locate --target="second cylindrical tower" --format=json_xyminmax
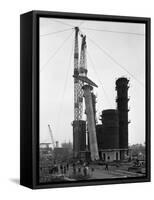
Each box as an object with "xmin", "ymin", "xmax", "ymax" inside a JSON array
[{"xmin": 116, "ymin": 77, "xmax": 129, "ymax": 156}]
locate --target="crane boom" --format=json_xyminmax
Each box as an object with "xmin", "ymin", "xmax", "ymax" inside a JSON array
[{"xmin": 48, "ymin": 124, "xmax": 55, "ymax": 149}]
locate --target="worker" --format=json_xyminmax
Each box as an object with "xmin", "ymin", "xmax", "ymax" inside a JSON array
[
  {"xmin": 78, "ymin": 166, "xmax": 81, "ymax": 173},
  {"xmin": 60, "ymin": 164, "xmax": 63, "ymax": 174},
  {"xmin": 86, "ymin": 166, "xmax": 89, "ymax": 176},
  {"xmin": 105, "ymin": 163, "xmax": 109, "ymax": 171},
  {"xmin": 83, "ymin": 165, "xmax": 88, "ymax": 176},
  {"xmin": 64, "ymin": 165, "xmax": 66, "ymax": 174},
  {"xmin": 66, "ymin": 163, "xmax": 69, "ymax": 171},
  {"xmin": 91, "ymin": 167, "xmax": 94, "ymax": 173},
  {"xmin": 73, "ymin": 165, "xmax": 76, "ymax": 175}
]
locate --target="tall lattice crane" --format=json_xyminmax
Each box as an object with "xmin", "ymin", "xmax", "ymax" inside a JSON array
[
  {"xmin": 73, "ymin": 28, "xmax": 88, "ymax": 121},
  {"xmin": 73, "ymin": 27, "xmax": 80, "ymax": 120},
  {"xmin": 73, "ymin": 27, "xmax": 99, "ymax": 161}
]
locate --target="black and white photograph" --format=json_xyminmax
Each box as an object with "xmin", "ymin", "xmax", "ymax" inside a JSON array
[
  {"xmin": 0, "ymin": 0, "xmax": 153, "ymax": 197},
  {"xmin": 39, "ymin": 16, "xmax": 147, "ymax": 184}
]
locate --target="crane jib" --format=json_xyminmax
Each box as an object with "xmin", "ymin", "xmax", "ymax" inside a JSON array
[{"xmin": 73, "ymin": 75, "xmax": 98, "ymax": 88}]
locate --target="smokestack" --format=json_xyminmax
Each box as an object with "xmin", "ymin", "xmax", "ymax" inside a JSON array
[{"xmin": 116, "ymin": 77, "xmax": 129, "ymax": 158}]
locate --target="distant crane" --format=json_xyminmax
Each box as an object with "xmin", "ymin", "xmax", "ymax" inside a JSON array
[{"xmin": 48, "ymin": 124, "xmax": 55, "ymax": 149}]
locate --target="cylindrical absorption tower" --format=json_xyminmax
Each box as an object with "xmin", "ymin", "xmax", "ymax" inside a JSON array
[
  {"xmin": 116, "ymin": 77, "xmax": 129, "ymax": 157},
  {"xmin": 99, "ymin": 109, "xmax": 119, "ymax": 149}
]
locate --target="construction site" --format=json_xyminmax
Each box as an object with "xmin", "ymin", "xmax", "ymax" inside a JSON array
[{"xmin": 39, "ymin": 23, "xmax": 146, "ymax": 183}]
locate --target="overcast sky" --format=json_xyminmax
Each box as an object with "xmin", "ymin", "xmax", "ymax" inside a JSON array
[{"xmin": 39, "ymin": 17, "xmax": 145, "ymax": 146}]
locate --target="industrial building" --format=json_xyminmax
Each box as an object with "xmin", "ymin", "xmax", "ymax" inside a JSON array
[{"xmin": 73, "ymin": 77, "xmax": 130, "ymax": 162}]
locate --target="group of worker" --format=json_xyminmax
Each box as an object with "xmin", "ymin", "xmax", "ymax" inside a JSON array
[
  {"xmin": 72, "ymin": 162, "xmax": 95, "ymax": 177},
  {"xmin": 48, "ymin": 160, "xmax": 95, "ymax": 178},
  {"xmin": 48, "ymin": 162, "xmax": 70, "ymax": 175}
]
